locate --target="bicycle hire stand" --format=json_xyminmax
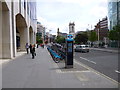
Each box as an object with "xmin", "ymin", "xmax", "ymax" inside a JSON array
[{"xmin": 65, "ymin": 34, "xmax": 74, "ymax": 69}]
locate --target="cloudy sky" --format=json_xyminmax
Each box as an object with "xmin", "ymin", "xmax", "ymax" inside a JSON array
[{"xmin": 37, "ymin": 0, "xmax": 108, "ymax": 35}]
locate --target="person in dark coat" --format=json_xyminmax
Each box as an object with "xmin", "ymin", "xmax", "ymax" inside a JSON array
[
  {"xmin": 31, "ymin": 44, "xmax": 36, "ymax": 59},
  {"xmin": 29, "ymin": 44, "xmax": 32, "ymax": 54},
  {"xmin": 37, "ymin": 44, "xmax": 39, "ymax": 48},
  {"xmin": 25, "ymin": 43, "xmax": 29, "ymax": 54}
]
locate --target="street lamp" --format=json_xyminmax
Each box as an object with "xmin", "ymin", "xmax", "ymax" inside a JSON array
[
  {"xmin": 45, "ymin": 27, "xmax": 52, "ymax": 43},
  {"xmin": 49, "ymin": 30, "xmax": 52, "ymax": 43}
]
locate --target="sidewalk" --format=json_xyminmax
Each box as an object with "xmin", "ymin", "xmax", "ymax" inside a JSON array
[
  {"xmin": 2, "ymin": 46, "xmax": 118, "ymax": 88},
  {"xmin": 0, "ymin": 51, "xmax": 26, "ymax": 65}
]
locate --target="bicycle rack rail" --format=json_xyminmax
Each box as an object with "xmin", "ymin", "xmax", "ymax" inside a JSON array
[{"xmin": 47, "ymin": 44, "xmax": 66, "ymax": 63}]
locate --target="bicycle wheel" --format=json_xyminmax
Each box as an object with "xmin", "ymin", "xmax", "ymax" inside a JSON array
[{"xmin": 54, "ymin": 58, "xmax": 60, "ymax": 63}]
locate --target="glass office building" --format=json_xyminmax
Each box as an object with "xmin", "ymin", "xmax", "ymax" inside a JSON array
[
  {"xmin": 108, "ymin": 0, "xmax": 120, "ymax": 30},
  {"xmin": 108, "ymin": 0, "xmax": 120, "ymax": 47}
]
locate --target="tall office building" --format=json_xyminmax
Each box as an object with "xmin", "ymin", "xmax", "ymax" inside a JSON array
[
  {"xmin": 0, "ymin": 0, "xmax": 37, "ymax": 59},
  {"xmin": 37, "ymin": 22, "xmax": 45, "ymax": 41},
  {"xmin": 108, "ymin": 0, "xmax": 120, "ymax": 47},
  {"xmin": 108, "ymin": 0, "xmax": 120, "ymax": 30}
]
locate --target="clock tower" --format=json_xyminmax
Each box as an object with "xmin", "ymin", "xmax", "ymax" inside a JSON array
[{"xmin": 69, "ymin": 22, "xmax": 75, "ymax": 38}]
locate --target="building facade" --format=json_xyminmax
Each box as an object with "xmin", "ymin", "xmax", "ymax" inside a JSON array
[
  {"xmin": 108, "ymin": 0, "xmax": 120, "ymax": 47},
  {"xmin": 108, "ymin": 0, "xmax": 120, "ymax": 30},
  {"xmin": 59, "ymin": 32, "xmax": 67, "ymax": 38},
  {"xmin": 0, "ymin": 0, "xmax": 37, "ymax": 59},
  {"xmin": 37, "ymin": 22, "xmax": 45, "ymax": 41},
  {"xmin": 94, "ymin": 17, "xmax": 109, "ymax": 42},
  {"xmin": 57, "ymin": 28, "xmax": 67, "ymax": 38}
]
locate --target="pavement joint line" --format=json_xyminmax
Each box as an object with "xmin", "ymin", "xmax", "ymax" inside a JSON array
[
  {"xmin": 79, "ymin": 57, "xmax": 96, "ymax": 64},
  {"xmin": 54, "ymin": 59, "xmax": 90, "ymax": 74},
  {"xmin": 56, "ymin": 69, "xmax": 62, "ymax": 73},
  {"xmin": 74, "ymin": 60, "xmax": 91, "ymax": 71},
  {"xmin": 74, "ymin": 59, "xmax": 120, "ymax": 85},
  {"xmin": 75, "ymin": 73, "xmax": 89, "ymax": 81},
  {"xmin": 57, "ymin": 70, "xmax": 90, "ymax": 74}
]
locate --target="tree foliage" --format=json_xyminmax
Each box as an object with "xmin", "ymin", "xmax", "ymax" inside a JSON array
[
  {"xmin": 55, "ymin": 36, "xmax": 65, "ymax": 44},
  {"xmin": 36, "ymin": 33, "xmax": 43, "ymax": 44},
  {"xmin": 108, "ymin": 25, "xmax": 120, "ymax": 40},
  {"xmin": 74, "ymin": 32, "xmax": 88, "ymax": 44},
  {"xmin": 88, "ymin": 31, "xmax": 97, "ymax": 42}
]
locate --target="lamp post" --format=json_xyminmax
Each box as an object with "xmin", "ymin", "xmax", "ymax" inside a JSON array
[
  {"xmin": 45, "ymin": 28, "xmax": 52, "ymax": 43},
  {"xmin": 98, "ymin": 19, "xmax": 100, "ymax": 47},
  {"xmin": 49, "ymin": 30, "xmax": 52, "ymax": 43}
]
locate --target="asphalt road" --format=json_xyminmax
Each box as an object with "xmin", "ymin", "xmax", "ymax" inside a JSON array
[{"xmin": 74, "ymin": 49, "xmax": 119, "ymax": 82}]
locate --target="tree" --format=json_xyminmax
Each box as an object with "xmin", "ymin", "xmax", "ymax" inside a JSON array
[
  {"xmin": 74, "ymin": 32, "xmax": 88, "ymax": 44},
  {"xmin": 108, "ymin": 25, "xmax": 120, "ymax": 48},
  {"xmin": 108, "ymin": 25, "xmax": 120, "ymax": 40},
  {"xmin": 88, "ymin": 31, "xmax": 97, "ymax": 42},
  {"xmin": 55, "ymin": 36, "xmax": 65, "ymax": 44},
  {"xmin": 36, "ymin": 33, "xmax": 43, "ymax": 44}
]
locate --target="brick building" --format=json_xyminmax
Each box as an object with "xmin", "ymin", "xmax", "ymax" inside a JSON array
[{"xmin": 94, "ymin": 17, "xmax": 109, "ymax": 42}]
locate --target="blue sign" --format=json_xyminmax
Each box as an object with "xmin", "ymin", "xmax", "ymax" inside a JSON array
[{"xmin": 66, "ymin": 34, "xmax": 74, "ymax": 41}]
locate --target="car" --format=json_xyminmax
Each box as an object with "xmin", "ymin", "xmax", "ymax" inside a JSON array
[{"xmin": 74, "ymin": 45, "xmax": 89, "ymax": 53}]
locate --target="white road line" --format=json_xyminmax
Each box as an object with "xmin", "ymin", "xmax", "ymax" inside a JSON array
[
  {"xmin": 80, "ymin": 57, "xmax": 96, "ymax": 64},
  {"xmin": 115, "ymin": 70, "xmax": 120, "ymax": 74}
]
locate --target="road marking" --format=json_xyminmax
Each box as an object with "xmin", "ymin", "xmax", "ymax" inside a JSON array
[
  {"xmin": 115, "ymin": 70, "xmax": 120, "ymax": 74},
  {"xmin": 80, "ymin": 57, "xmax": 96, "ymax": 64}
]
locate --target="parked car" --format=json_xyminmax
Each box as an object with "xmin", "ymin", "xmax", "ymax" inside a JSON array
[{"xmin": 74, "ymin": 45, "xmax": 89, "ymax": 53}]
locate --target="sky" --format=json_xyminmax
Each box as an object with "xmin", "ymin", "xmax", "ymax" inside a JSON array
[{"xmin": 37, "ymin": 0, "xmax": 108, "ymax": 35}]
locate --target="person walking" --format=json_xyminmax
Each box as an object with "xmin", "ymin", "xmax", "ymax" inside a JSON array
[
  {"xmin": 37, "ymin": 44, "xmax": 39, "ymax": 48},
  {"xmin": 25, "ymin": 43, "xmax": 29, "ymax": 54},
  {"xmin": 29, "ymin": 44, "xmax": 32, "ymax": 54},
  {"xmin": 31, "ymin": 44, "xmax": 36, "ymax": 59}
]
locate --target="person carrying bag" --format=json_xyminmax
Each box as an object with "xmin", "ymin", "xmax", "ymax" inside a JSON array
[{"xmin": 31, "ymin": 44, "xmax": 36, "ymax": 59}]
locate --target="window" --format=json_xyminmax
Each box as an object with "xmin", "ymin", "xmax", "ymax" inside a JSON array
[
  {"xmin": 27, "ymin": 2, "xmax": 29, "ymax": 15},
  {"xmin": 24, "ymin": 0, "xmax": 26, "ymax": 10}
]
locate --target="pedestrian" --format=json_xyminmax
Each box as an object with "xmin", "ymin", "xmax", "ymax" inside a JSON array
[
  {"xmin": 31, "ymin": 44, "xmax": 36, "ymax": 59},
  {"xmin": 37, "ymin": 44, "xmax": 39, "ymax": 48},
  {"xmin": 42, "ymin": 44, "xmax": 44, "ymax": 48},
  {"xmin": 29, "ymin": 44, "xmax": 32, "ymax": 54},
  {"xmin": 33, "ymin": 44, "xmax": 36, "ymax": 56},
  {"xmin": 25, "ymin": 43, "xmax": 29, "ymax": 54}
]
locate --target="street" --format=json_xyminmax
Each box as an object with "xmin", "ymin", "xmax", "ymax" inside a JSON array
[{"xmin": 74, "ymin": 49, "xmax": 119, "ymax": 82}]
